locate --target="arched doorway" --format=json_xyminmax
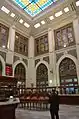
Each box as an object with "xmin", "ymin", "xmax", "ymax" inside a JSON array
[
  {"xmin": 59, "ymin": 58, "xmax": 78, "ymax": 94},
  {"xmin": 14, "ymin": 63, "xmax": 26, "ymax": 88},
  {"xmin": 0, "ymin": 61, "xmax": 2, "ymax": 75},
  {"xmin": 36, "ymin": 63, "xmax": 48, "ymax": 88}
]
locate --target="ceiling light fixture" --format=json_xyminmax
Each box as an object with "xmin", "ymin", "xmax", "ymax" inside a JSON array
[
  {"xmin": 49, "ymin": 80, "xmax": 52, "ymax": 84},
  {"xmin": 1, "ymin": 6, "xmax": 10, "ymax": 14},
  {"xmin": 10, "ymin": 13, "xmax": 15, "ymax": 17},
  {"xmin": 16, "ymin": 35, "xmax": 18, "ymax": 39},
  {"xmin": 19, "ymin": 19, "xmax": 23, "ymax": 24},
  {"xmin": 2, "ymin": 45, "xmax": 5, "ymax": 48},
  {"xmin": 64, "ymin": 7, "xmax": 69, "ymax": 13},
  {"xmin": 41, "ymin": 20, "xmax": 45, "ymax": 25},
  {"xmin": 76, "ymin": 1, "xmax": 79, "ymax": 6},
  {"xmin": 34, "ymin": 23, "xmax": 40, "ymax": 28},
  {"xmin": 49, "ymin": 16, "xmax": 54, "ymax": 20},
  {"xmin": 24, "ymin": 22, "xmax": 30, "ymax": 28},
  {"xmin": 64, "ymin": 44, "xmax": 66, "ymax": 47},
  {"xmin": 55, "ymin": 11, "xmax": 63, "ymax": 17}
]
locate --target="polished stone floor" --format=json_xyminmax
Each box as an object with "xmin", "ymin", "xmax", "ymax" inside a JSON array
[{"xmin": 16, "ymin": 105, "xmax": 79, "ymax": 119}]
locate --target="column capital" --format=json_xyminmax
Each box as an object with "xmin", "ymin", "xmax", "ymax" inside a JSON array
[
  {"xmin": 48, "ymin": 28, "xmax": 53, "ymax": 32},
  {"xmin": 29, "ymin": 35, "xmax": 34, "ymax": 39},
  {"xmin": 11, "ymin": 25, "xmax": 15, "ymax": 29}
]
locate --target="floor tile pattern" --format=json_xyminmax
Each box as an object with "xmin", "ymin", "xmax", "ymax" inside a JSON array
[{"xmin": 16, "ymin": 105, "xmax": 79, "ymax": 119}]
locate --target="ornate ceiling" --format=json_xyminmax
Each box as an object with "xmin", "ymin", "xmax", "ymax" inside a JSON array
[
  {"xmin": 0, "ymin": 0, "xmax": 77, "ymax": 36},
  {"xmin": 12, "ymin": 0, "xmax": 59, "ymax": 17}
]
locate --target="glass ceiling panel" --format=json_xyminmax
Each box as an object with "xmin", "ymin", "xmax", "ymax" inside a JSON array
[{"xmin": 12, "ymin": 0, "xmax": 59, "ymax": 17}]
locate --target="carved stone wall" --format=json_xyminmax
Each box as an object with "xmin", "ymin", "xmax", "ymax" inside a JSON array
[
  {"xmin": 35, "ymin": 59, "xmax": 40, "ymax": 66},
  {"xmin": 56, "ymin": 52, "xmax": 63, "ymax": 62},
  {"xmin": 43, "ymin": 56, "xmax": 49, "ymax": 64},
  {"xmin": 23, "ymin": 58, "xmax": 28, "ymax": 66},
  {"xmin": 13, "ymin": 56, "xmax": 20, "ymax": 63},
  {"xmin": 68, "ymin": 49, "xmax": 77, "ymax": 58}
]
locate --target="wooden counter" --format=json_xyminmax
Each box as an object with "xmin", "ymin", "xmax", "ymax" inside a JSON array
[
  {"xmin": 59, "ymin": 94, "xmax": 79, "ymax": 105},
  {"xmin": 0, "ymin": 98, "xmax": 19, "ymax": 119}
]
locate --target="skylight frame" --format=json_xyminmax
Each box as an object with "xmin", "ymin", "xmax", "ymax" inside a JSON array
[{"xmin": 12, "ymin": 0, "xmax": 59, "ymax": 17}]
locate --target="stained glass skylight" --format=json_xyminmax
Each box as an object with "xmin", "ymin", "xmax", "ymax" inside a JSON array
[{"xmin": 12, "ymin": 0, "xmax": 59, "ymax": 17}]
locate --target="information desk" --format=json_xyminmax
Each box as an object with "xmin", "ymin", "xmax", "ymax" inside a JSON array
[{"xmin": 0, "ymin": 98, "xmax": 19, "ymax": 119}]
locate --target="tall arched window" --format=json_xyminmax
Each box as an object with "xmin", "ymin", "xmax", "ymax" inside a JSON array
[
  {"xmin": 14, "ymin": 63, "xmax": 26, "ymax": 88},
  {"xmin": 59, "ymin": 58, "xmax": 78, "ymax": 94},
  {"xmin": 36, "ymin": 63, "xmax": 48, "ymax": 87},
  {"xmin": 0, "ymin": 61, "xmax": 2, "ymax": 75}
]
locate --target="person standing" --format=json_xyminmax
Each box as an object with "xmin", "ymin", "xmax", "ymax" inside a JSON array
[{"xmin": 49, "ymin": 89, "xmax": 59, "ymax": 119}]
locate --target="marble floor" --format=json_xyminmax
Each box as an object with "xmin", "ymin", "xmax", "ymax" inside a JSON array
[{"xmin": 16, "ymin": 105, "xmax": 79, "ymax": 119}]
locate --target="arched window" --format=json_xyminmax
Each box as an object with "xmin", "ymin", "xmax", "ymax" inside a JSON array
[
  {"xmin": 0, "ymin": 61, "xmax": 2, "ymax": 75},
  {"xmin": 14, "ymin": 63, "xmax": 26, "ymax": 88},
  {"xmin": 36, "ymin": 63, "xmax": 48, "ymax": 87},
  {"xmin": 59, "ymin": 58, "xmax": 78, "ymax": 94}
]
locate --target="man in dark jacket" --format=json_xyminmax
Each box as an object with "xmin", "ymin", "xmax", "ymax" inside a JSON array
[{"xmin": 49, "ymin": 89, "xmax": 59, "ymax": 119}]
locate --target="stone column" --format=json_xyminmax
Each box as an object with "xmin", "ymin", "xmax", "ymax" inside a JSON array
[
  {"xmin": 48, "ymin": 28, "xmax": 54, "ymax": 53},
  {"xmin": 6, "ymin": 25, "xmax": 15, "ymax": 76},
  {"xmin": 6, "ymin": 25, "xmax": 15, "ymax": 64},
  {"xmin": 28, "ymin": 36, "xmax": 34, "ymax": 58},
  {"xmin": 27, "ymin": 36, "xmax": 36, "ymax": 87},
  {"xmin": 8, "ymin": 25, "xmax": 15, "ymax": 51},
  {"xmin": 48, "ymin": 28, "xmax": 56, "ymax": 87},
  {"xmin": 73, "ymin": 18, "xmax": 79, "ymax": 84}
]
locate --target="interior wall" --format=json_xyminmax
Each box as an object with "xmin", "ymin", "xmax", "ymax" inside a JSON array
[{"xmin": 0, "ymin": 11, "xmax": 79, "ymax": 87}]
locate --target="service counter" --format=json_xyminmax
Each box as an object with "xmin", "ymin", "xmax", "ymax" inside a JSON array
[
  {"xmin": 59, "ymin": 94, "xmax": 79, "ymax": 105},
  {"xmin": 0, "ymin": 98, "xmax": 19, "ymax": 119}
]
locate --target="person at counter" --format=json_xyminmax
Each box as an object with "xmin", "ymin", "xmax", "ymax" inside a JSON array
[{"xmin": 49, "ymin": 89, "xmax": 60, "ymax": 119}]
